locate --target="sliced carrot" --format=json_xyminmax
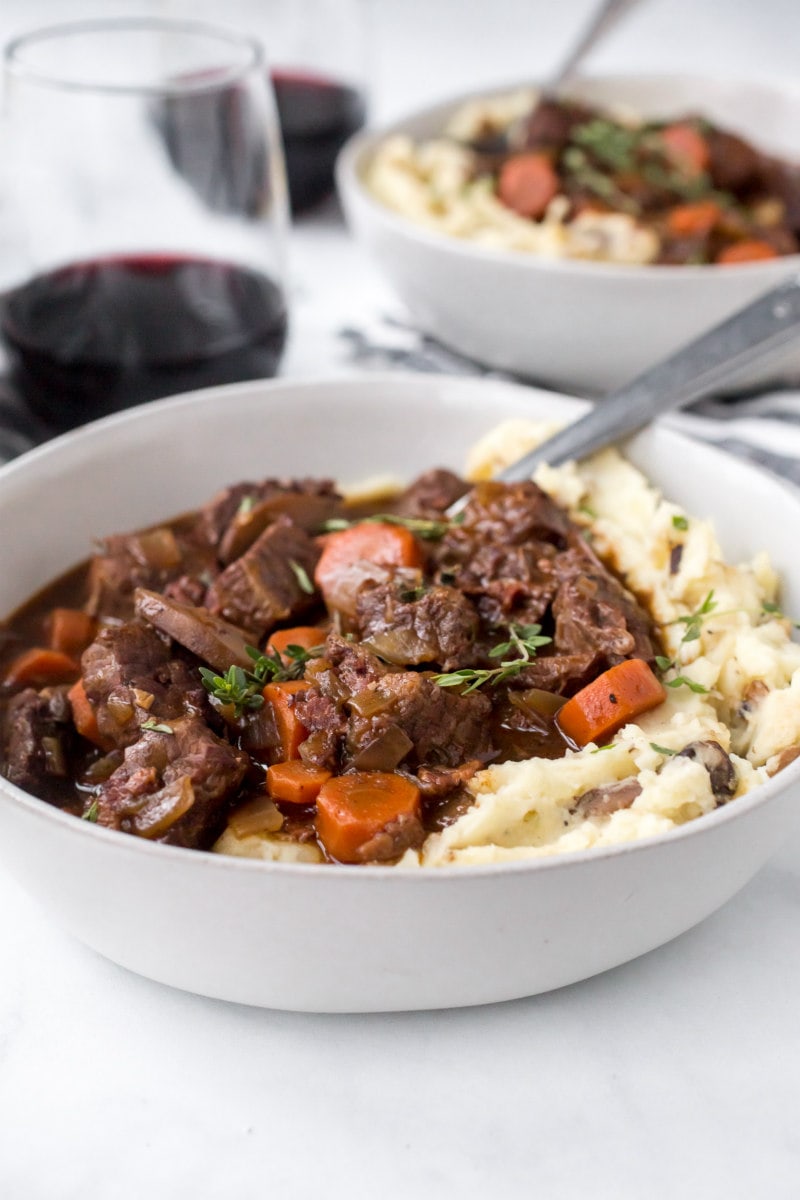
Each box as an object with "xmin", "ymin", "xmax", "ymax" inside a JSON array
[
  {"xmin": 67, "ymin": 678, "xmax": 108, "ymax": 749},
  {"xmin": 660, "ymin": 123, "xmax": 710, "ymax": 175},
  {"xmin": 666, "ymin": 199, "xmax": 721, "ymax": 238},
  {"xmin": 4, "ymin": 647, "xmax": 79, "ymax": 689},
  {"xmin": 314, "ymin": 523, "xmax": 424, "ymax": 606},
  {"xmin": 716, "ymin": 239, "xmax": 778, "ymax": 264},
  {"xmin": 315, "ymin": 772, "xmax": 421, "ymax": 864},
  {"xmin": 266, "ymin": 626, "xmax": 326, "ymax": 661},
  {"xmin": 557, "ymin": 659, "xmax": 666, "ymax": 748},
  {"xmin": 47, "ymin": 608, "xmax": 97, "ymax": 657},
  {"xmin": 497, "ymin": 152, "xmax": 559, "ymax": 219},
  {"xmin": 262, "ymin": 680, "xmax": 310, "ymax": 761},
  {"xmin": 267, "ymin": 760, "xmax": 332, "ymax": 805}
]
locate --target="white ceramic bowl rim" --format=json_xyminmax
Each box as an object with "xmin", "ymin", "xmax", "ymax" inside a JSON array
[
  {"xmin": 2, "ymin": 372, "xmax": 800, "ymax": 883},
  {"xmin": 338, "ymin": 70, "xmax": 800, "ymax": 280}
]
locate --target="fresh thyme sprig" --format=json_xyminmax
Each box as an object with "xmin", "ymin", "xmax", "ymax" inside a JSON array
[
  {"xmin": 433, "ymin": 623, "xmax": 552, "ymax": 694},
  {"xmin": 246, "ymin": 642, "xmax": 323, "ymax": 684},
  {"xmin": 200, "ymin": 642, "xmax": 323, "ymax": 715},
  {"xmin": 320, "ymin": 512, "xmax": 465, "ymax": 541},
  {"xmin": 655, "ymin": 590, "xmax": 716, "ymax": 693},
  {"xmin": 761, "ymin": 600, "xmax": 800, "ymax": 628},
  {"xmin": 199, "ymin": 665, "xmax": 265, "ymax": 717}
]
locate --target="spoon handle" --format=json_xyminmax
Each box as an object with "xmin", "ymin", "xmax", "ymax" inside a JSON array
[
  {"xmin": 499, "ymin": 272, "xmax": 800, "ymax": 482},
  {"xmin": 545, "ymin": 0, "xmax": 643, "ymax": 93}
]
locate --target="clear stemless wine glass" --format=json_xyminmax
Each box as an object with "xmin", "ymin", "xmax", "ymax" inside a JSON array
[{"xmin": 0, "ymin": 17, "xmax": 289, "ymax": 434}]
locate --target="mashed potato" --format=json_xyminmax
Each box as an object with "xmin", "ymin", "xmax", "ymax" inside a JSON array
[{"xmin": 419, "ymin": 420, "xmax": 800, "ymax": 865}]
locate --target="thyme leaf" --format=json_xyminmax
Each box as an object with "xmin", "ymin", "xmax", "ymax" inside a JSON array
[
  {"xmin": 319, "ymin": 511, "xmax": 465, "ymax": 541},
  {"xmin": 289, "ymin": 560, "xmax": 315, "ymax": 595},
  {"xmin": 141, "ymin": 720, "xmax": 174, "ymax": 734},
  {"xmin": 82, "ymin": 800, "xmax": 99, "ymax": 823}
]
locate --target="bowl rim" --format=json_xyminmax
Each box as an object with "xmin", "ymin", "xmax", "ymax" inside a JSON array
[
  {"xmin": 1, "ymin": 371, "xmax": 800, "ymax": 883},
  {"xmin": 336, "ymin": 69, "xmax": 800, "ymax": 281}
]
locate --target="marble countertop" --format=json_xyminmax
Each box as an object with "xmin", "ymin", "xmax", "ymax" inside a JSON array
[{"xmin": 2, "ymin": 1, "xmax": 800, "ymax": 1196}]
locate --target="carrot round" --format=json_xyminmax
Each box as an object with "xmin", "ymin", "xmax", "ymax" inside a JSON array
[
  {"xmin": 67, "ymin": 678, "xmax": 109, "ymax": 749},
  {"xmin": 267, "ymin": 760, "xmax": 331, "ymax": 805},
  {"xmin": 262, "ymin": 680, "xmax": 309, "ymax": 761},
  {"xmin": 666, "ymin": 200, "xmax": 720, "ymax": 238},
  {"xmin": 266, "ymin": 626, "xmax": 326, "ymax": 661},
  {"xmin": 557, "ymin": 659, "xmax": 666, "ymax": 748},
  {"xmin": 314, "ymin": 523, "xmax": 423, "ymax": 605},
  {"xmin": 716, "ymin": 239, "xmax": 778, "ymax": 264},
  {"xmin": 660, "ymin": 123, "xmax": 709, "ymax": 175},
  {"xmin": 4, "ymin": 647, "xmax": 80, "ymax": 689},
  {"xmin": 47, "ymin": 608, "xmax": 97, "ymax": 658},
  {"xmin": 497, "ymin": 152, "xmax": 559, "ymax": 219},
  {"xmin": 315, "ymin": 772, "xmax": 421, "ymax": 864}
]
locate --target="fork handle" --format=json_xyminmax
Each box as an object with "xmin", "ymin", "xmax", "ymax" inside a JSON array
[{"xmin": 498, "ymin": 273, "xmax": 800, "ymax": 483}]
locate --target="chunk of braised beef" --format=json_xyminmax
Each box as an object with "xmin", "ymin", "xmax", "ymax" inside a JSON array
[
  {"xmin": 355, "ymin": 812, "xmax": 425, "ymax": 864},
  {"xmin": 346, "ymin": 671, "xmax": 492, "ymax": 770},
  {"xmin": 81, "ymin": 621, "xmax": 209, "ymax": 749},
  {"xmin": 435, "ymin": 481, "xmax": 572, "ymax": 626},
  {"xmin": 705, "ymin": 127, "xmax": 763, "ymax": 192},
  {"xmin": 2, "ymin": 685, "xmax": 75, "ymax": 797},
  {"xmin": 522, "ymin": 98, "xmax": 594, "ymax": 152},
  {"xmin": 443, "ymin": 481, "xmax": 573, "ymax": 552},
  {"xmin": 512, "ymin": 652, "xmax": 602, "ymax": 697},
  {"xmin": 294, "ymin": 634, "xmax": 492, "ymax": 773},
  {"xmin": 355, "ymin": 575, "xmax": 479, "ymax": 669},
  {"xmin": 95, "ymin": 715, "xmax": 249, "ymax": 849},
  {"xmin": 551, "ymin": 548, "xmax": 658, "ymax": 666},
  {"xmin": 205, "ymin": 514, "xmax": 321, "ymax": 639},
  {"xmin": 443, "ymin": 541, "xmax": 558, "ymax": 627},
  {"xmin": 409, "ymin": 759, "xmax": 483, "ymax": 800},
  {"xmin": 201, "ymin": 477, "xmax": 340, "ymax": 559},
  {"xmin": 86, "ymin": 526, "xmax": 216, "ymax": 621},
  {"xmin": 394, "ymin": 468, "xmax": 469, "ymax": 517}
]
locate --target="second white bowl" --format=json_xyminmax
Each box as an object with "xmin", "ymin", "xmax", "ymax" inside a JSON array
[{"xmin": 338, "ymin": 74, "xmax": 800, "ymax": 393}]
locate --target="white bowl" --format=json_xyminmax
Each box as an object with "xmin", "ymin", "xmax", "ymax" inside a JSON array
[
  {"xmin": 1, "ymin": 374, "xmax": 799, "ymax": 1012},
  {"xmin": 337, "ymin": 74, "xmax": 800, "ymax": 393}
]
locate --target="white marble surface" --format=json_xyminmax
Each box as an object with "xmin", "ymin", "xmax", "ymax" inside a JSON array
[{"xmin": 2, "ymin": 2, "xmax": 800, "ymax": 1197}]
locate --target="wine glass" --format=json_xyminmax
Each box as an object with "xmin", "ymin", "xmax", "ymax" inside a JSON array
[
  {"xmin": 165, "ymin": 0, "xmax": 369, "ymax": 213},
  {"xmin": 0, "ymin": 16, "xmax": 289, "ymax": 435}
]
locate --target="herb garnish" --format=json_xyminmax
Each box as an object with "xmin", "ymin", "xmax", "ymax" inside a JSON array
[
  {"xmin": 761, "ymin": 600, "xmax": 800, "ymax": 627},
  {"xmin": 672, "ymin": 514, "xmax": 689, "ymax": 531},
  {"xmin": 320, "ymin": 512, "xmax": 465, "ymax": 541},
  {"xmin": 141, "ymin": 720, "xmax": 174, "ymax": 734},
  {"xmin": 289, "ymin": 559, "xmax": 315, "ymax": 595},
  {"xmin": 433, "ymin": 623, "xmax": 552, "ymax": 694},
  {"xmin": 650, "ymin": 742, "xmax": 677, "ymax": 757},
  {"xmin": 200, "ymin": 642, "xmax": 323, "ymax": 715},
  {"xmin": 571, "ymin": 119, "xmax": 640, "ymax": 172},
  {"xmin": 82, "ymin": 800, "xmax": 99, "ymax": 823},
  {"xmin": 654, "ymin": 590, "xmax": 716, "ymax": 693},
  {"xmin": 199, "ymin": 665, "xmax": 265, "ymax": 717}
]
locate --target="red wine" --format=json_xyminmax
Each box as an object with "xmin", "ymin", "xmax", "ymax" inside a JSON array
[
  {"xmin": 272, "ymin": 71, "xmax": 366, "ymax": 213},
  {"xmin": 0, "ymin": 255, "xmax": 287, "ymax": 433}
]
